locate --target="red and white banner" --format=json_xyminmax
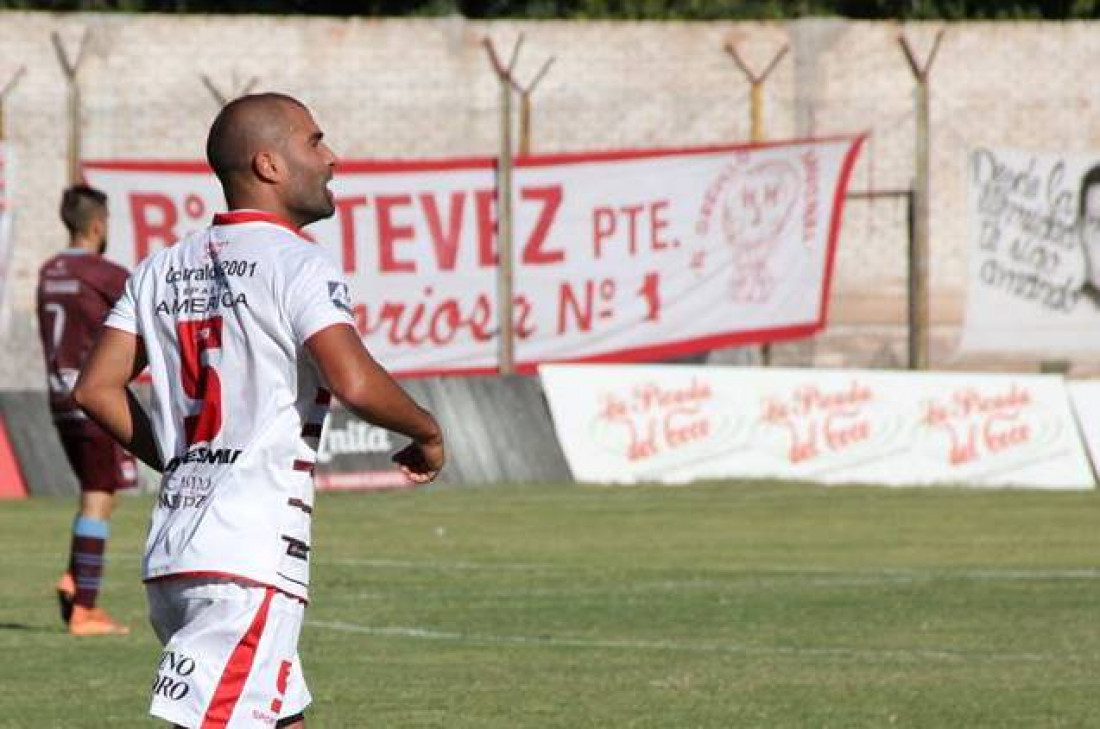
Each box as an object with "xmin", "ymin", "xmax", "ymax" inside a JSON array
[
  {"xmin": 540, "ymin": 364, "xmax": 1094, "ymax": 489},
  {"xmin": 84, "ymin": 137, "xmax": 863, "ymax": 376}
]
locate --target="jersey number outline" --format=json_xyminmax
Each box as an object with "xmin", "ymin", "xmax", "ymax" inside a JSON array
[
  {"xmin": 42, "ymin": 302, "xmax": 79, "ymax": 396},
  {"xmin": 43, "ymin": 301, "xmax": 67, "ymax": 353},
  {"xmin": 178, "ymin": 317, "xmax": 224, "ymax": 445}
]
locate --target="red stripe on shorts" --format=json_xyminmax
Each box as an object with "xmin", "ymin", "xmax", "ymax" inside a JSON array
[{"xmin": 200, "ymin": 587, "xmax": 276, "ymax": 728}]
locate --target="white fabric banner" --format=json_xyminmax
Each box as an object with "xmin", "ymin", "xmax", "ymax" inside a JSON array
[
  {"xmin": 84, "ymin": 137, "xmax": 863, "ymax": 376},
  {"xmin": 0, "ymin": 142, "xmax": 13, "ymax": 333},
  {"xmin": 1066, "ymin": 380, "xmax": 1100, "ymax": 479},
  {"xmin": 962, "ymin": 146, "xmax": 1100, "ymax": 353},
  {"xmin": 540, "ymin": 364, "xmax": 1094, "ymax": 490}
]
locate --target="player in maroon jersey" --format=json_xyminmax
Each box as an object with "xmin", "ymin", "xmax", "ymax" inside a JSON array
[{"xmin": 36, "ymin": 185, "xmax": 136, "ymax": 636}]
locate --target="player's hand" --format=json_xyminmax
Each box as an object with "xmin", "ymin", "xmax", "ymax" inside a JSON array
[{"xmin": 392, "ymin": 435, "xmax": 444, "ymax": 485}]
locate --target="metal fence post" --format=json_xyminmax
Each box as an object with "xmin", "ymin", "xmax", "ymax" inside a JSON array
[
  {"xmin": 725, "ymin": 41, "xmax": 789, "ymax": 366},
  {"xmin": 200, "ymin": 71, "xmax": 260, "ymax": 107},
  {"xmin": 899, "ymin": 29, "xmax": 945, "ymax": 371},
  {"xmin": 483, "ymin": 36, "xmax": 521, "ymax": 374},
  {"xmin": 51, "ymin": 29, "xmax": 91, "ymax": 185},
  {"xmin": 0, "ymin": 67, "xmax": 26, "ymax": 141},
  {"xmin": 483, "ymin": 36, "xmax": 554, "ymax": 373}
]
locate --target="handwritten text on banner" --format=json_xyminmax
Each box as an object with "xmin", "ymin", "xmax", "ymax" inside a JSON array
[{"xmin": 963, "ymin": 146, "xmax": 1100, "ymax": 353}]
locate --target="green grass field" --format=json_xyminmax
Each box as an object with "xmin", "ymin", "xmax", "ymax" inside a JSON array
[{"xmin": 2, "ymin": 481, "xmax": 1100, "ymax": 728}]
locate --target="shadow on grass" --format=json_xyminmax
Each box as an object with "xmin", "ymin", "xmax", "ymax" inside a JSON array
[{"xmin": 0, "ymin": 622, "xmax": 55, "ymax": 632}]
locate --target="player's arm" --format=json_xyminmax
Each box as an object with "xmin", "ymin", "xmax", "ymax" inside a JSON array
[
  {"xmin": 72, "ymin": 327, "xmax": 164, "ymax": 472},
  {"xmin": 306, "ymin": 323, "xmax": 443, "ymax": 484}
]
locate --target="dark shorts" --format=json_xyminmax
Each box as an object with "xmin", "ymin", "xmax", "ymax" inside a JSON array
[{"xmin": 55, "ymin": 420, "xmax": 138, "ymax": 493}]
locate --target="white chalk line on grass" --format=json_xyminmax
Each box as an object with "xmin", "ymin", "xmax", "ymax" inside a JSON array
[
  {"xmin": 313, "ymin": 558, "xmax": 1100, "ymax": 585},
  {"xmin": 321, "ymin": 557, "xmax": 554, "ymax": 572},
  {"xmin": 6, "ymin": 552, "xmax": 1100, "ymax": 586},
  {"xmin": 307, "ymin": 619, "xmax": 1083, "ymax": 665}
]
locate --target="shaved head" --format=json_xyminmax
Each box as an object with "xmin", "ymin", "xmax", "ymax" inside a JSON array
[
  {"xmin": 205, "ymin": 92, "xmax": 337, "ymax": 228},
  {"xmin": 206, "ymin": 93, "xmax": 307, "ymax": 184}
]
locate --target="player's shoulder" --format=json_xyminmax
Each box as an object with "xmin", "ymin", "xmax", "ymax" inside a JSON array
[
  {"xmin": 85, "ymin": 254, "xmax": 130, "ymax": 284},
  {"xmin": 37, "ymin": 253, "xmax": 63, "ymax": 276},
  {"xmin": 94, "ymin": 255, "xmax": 130, "ymax": 277},
  {"xmin": 260, "ymin": 230, "xmax": 340, "ymax": 274},
  {"xmin": 39, "ymin": 251, "xmax": 117, "ymax": 284}
]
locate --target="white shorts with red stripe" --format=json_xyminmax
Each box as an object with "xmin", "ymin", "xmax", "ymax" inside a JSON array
[{"xmin": 146, "ymin": 577, "xmax": 311, "ymax": 728}]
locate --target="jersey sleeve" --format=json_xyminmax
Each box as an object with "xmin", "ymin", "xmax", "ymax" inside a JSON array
[
  {"xmin": 84, "ymin": 259, "xmax": 129, "ymax": 305},
  {"xmin": 285, "ymin": 250, "xmax": 356, "ymax": 346},
  {"xmin": 103, "ymin": 274, "xmax": 139, "ymax": 335},
  {"xmin": 100, "ymin": 262, "xmax": 130, "ymax": 304}
]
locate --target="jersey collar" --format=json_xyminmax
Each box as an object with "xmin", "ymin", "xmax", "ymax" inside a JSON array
[{"xmin": 213, "ymin": 209, "xmax": 304, "ymax": 237}]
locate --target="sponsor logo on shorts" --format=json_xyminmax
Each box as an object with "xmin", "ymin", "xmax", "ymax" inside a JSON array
[
  {"xmin": 152, "ymin": 650, "xmax": 196, "ymax": 701},
  {"xmin": 328, "ymin": 281, "xmax": 353, "ymax": 315}
]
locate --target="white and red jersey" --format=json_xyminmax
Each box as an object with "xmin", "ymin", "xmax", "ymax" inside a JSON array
[{"xmin": 105, "ymin": 210, "xmax": 355, "ymax": 601}]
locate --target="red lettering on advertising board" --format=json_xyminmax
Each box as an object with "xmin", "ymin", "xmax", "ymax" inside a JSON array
[
  {"xmin": 824, "ymin": 413, "xmax": 870, "ymax": 450},
  {"xmin": 557, "ymin": 278, "xmax": 614, "ymax": 334},
  {"xmin": 520, "ymin": 186, "xmax": 564, "ymax": 265},
  {"xmin": 476, "ymin": 189, "xmax": 497, "ymax": 267},
  {"xmin": 514, "ymin": 293, "xmax": 536, "ymax": 339},
  {"xmin": 338, "ymin": 191, "xmax": 499, "ymax": 274},
  {"xmin": 637, "ymin": 272, "xmax": 661, "ymax": 322},
  {"xmin": 651, "ymin": 200, "xmax": 671, "ymax": 251},
  {"xmin": 421, "ymin": 192, "xmax": 465, "ymax": 271},
  {"xmin": 592, "ymin": 199, "xmax": 676, "ymax": 259},
  {"xmin": 592, "ymin": 208, "xmax": 615, "ymax": 257},
  {"xmin": 334, "ymin": 196, "xmax": 368, "ymax": 273},
  {"xmin": 557, "ymin": 273, "xmax": 662, "ymax": 334},
  {"xmin": 761, "ymin": 382, "xmax": 875, "ymax": 464},
  {"xmin": 318, "ymin": 186, "xmax": 563, "ymax": 276},
  {"xmin": 376, "ymin": 194, "xmax": 415, "ymax": 273},
  {"xmin": 984, "ymin": 413, "xmax": 1029, "ymax": 452},
  {"xmin": 131, "ymin": 193, "xmax": 179, "ymax": 261},
  {"xmin": 351, "ymin": 288, "xmax": 537, "ymax": 348},
  {"xmin": 664, "ymin": 408, "xmax": 710, "ymax": 448},
  {"xmin": 921, "ymin": 384, "xmax": 1034, "ymax": 466},
  {"xmin": 596, "ymin": 380, "xmax": 715, "ymax": 463}
]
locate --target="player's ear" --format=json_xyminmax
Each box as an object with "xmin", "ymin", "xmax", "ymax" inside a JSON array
[
  {"xmin": 93, "ymin": 215, "xmax": 109, "ymax": 249},
  {"xmin": 253, "ymin": 150, "xmax": 283, "ymax": 184}
]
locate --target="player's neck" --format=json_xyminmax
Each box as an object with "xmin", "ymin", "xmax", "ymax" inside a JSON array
[
  {"xmin": 68, "ymin": 235, "xmax": 102, "ymax": 254},
  {"xmin": 224, "ymin": 190, "xmax": 304, "ymax": 230}
]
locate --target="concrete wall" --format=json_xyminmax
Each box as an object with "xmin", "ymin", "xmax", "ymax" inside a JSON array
[{"xmin": 1, "ymin": 13, "xmax": 1098, "ymax": 388}]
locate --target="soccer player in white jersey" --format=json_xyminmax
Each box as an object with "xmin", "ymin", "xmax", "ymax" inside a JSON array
[{"xmin": 72, "ymin": 93, "xmax": 445, "ymax": 728}]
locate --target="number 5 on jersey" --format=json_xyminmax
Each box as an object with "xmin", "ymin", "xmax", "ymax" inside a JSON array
[{"xmin": 178, "ymin": 317, "xmax": 224, "ymax": 445}]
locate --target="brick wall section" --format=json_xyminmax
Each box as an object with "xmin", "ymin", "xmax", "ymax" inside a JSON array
[{"xmin": 0, "ymin": 13, "xmax": 1095, "ymax": 387}]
